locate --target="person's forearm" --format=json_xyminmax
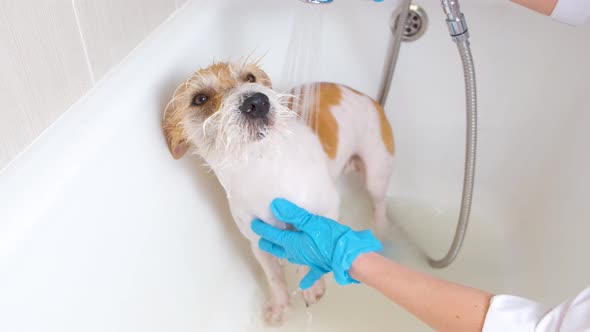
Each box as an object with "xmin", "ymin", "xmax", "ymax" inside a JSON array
[
  {"xmin": 511, "ymin": 0, "xmax": 558, "ymax": 15},
  {"xmin": 350, "ymin": 253, "xmax": 493, "ymax": 332}
]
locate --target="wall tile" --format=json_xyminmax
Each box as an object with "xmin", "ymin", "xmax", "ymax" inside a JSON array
[
  {"xmin": 0, "ymin": 1, "xmax": 93, "ymax": 169},
  {"xmin": 74, "ymin": 0, "xmax": 175, "ymax": 81}
]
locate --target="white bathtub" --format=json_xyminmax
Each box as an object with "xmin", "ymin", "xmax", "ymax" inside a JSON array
[{"xmin": 1, "ymin": 0, "xmax": 589, "ymax": 331}]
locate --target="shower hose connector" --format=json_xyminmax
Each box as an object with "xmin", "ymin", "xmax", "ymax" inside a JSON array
[{"xmin": 441, "ymin": 0, "xmax": 470, "ymax": 43}]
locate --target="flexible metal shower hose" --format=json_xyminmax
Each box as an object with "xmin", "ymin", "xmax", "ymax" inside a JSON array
[
  {"xmin": 427, "ymin": 40, "xmax": 477, "ymax": 268},
  {"xmin": 380, "ymin": 4, "xmax": 477, "ymax": 268}
]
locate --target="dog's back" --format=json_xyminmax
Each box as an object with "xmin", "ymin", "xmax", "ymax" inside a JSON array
[{"xmin": 291, "ymin": 82, "xmax": 395, "ymax": 233}]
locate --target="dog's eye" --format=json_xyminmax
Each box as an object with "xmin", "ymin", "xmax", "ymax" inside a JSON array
[
  {"xmin": 193, "ymin": 94, "xmax": 209, "ymax": 106},
  {"xmin": 245, "ymin": 73, "xmax": 256, "ymax": 83}
]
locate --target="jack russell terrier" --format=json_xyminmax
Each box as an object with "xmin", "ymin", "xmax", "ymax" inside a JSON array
[{"xmin": 162, "ymin": 60, "xmax": 394, "ymax": 325}]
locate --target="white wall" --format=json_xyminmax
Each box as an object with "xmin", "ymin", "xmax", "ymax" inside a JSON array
[{"xmin": 0, "ymin": 0, "xmax": 188, "ymax": 169}]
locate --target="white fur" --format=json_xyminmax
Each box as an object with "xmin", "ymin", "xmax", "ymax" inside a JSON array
[
  {"xmin": 183, "ymin": 84, "xmax": 295, "ymax": 171},
  {"xmin": 182, "ymin": 78, "xmax": 393, "ymax": 325}
]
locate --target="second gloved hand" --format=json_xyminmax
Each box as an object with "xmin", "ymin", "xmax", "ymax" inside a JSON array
[{"xmin": 251, "ymin": 198, "xmax": 383, "ymax": 290}]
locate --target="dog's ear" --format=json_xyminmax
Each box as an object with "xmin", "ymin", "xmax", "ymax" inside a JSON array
[
  {"xmin": 257, "ymin": 70, "xmax": 273, "ymax": 89},
  {"xmin": 242, "ymin": 63, "xmax": 273, "ymax": 89},
  {"xmin": 162, "ymin": 102, "xmax": 190, "ymax": 159}
]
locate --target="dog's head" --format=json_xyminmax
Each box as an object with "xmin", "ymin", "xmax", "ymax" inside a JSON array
[{"xmin": 163, "ymin": 61, "xmax": 294, "ymax": 163}]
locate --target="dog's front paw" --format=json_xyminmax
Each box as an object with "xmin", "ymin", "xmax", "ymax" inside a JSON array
[
  {"xmin": 302, "ymin": 277, "xmax": 326, "ymax": 306},
  {"xmin": 263, "ymin": 300, "xmax": 289, "ymax": 326}
]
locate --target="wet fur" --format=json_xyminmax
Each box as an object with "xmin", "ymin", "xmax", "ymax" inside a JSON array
[{"xmin": 162, "ymin": 60, "xmax": 394, "ymax": 326}]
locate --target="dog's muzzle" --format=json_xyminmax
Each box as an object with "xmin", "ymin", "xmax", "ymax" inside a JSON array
[{"xmin": 239, "ymin": 92, "xmax": 270, "ymax": 119}]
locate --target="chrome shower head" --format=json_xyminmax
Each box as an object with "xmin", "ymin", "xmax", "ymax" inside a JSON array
[{"xmin": 298, "ymin": 0, "xmax": 333, "ymax": 4}]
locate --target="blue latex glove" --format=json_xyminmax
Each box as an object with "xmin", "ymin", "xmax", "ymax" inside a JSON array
[{"xmin": 251, "ymin": 198, "xmax": 383, "ymax": 290}]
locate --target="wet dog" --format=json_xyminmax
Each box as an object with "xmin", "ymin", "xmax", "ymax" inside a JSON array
[{"xmin": 163, "ymin": 60, "xmax": 394, "ymax": 325}]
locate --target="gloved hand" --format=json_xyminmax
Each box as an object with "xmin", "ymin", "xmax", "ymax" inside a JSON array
[{"xmin": 251, "ymin": 198, "xmax": 383, "ymax": 290}]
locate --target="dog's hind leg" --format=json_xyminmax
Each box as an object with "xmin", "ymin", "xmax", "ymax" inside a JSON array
[{"xmin": 357, "ymin": 150, "xmax": 394, "ymax": 238}]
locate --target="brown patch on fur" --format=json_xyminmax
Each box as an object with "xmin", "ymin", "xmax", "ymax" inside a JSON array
[
  {"xmin": 314, "ymin": 83, "xmax": 341, "ymax": 159},
  {"xmin": 286, "ymin": 94, "xmax": 296, "ymax": 115},
  {"xmin": 372, "ymin": 100, "xmax": 395, "ymax": 155},
  {"xmin": 163, "ymin": 95, "xmax": 190, "ymax": 159},
  {"xmin": 342, "ymin": 86, "xmax": 395, "ymax": 155},
  {"xmin": 291, "ymin": 83, "xmax": 341, "ymax": 159}
]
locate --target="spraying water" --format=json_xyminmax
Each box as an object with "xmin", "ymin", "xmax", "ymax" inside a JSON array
[{"xmin": 280, "ymin": 3, "xmax": 325, "ymax": 126}]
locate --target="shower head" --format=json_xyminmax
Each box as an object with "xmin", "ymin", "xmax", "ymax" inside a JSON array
[
  {"xmin": 299, "ymin": 0, "xmax": 333, "ymax": 4},
  {"xmin": 298, "ymin": 0, "xmax": 384, "ymax": 3}
]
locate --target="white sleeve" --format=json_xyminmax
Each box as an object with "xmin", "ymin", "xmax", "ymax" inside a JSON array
[
  {"xmin": 482, "ymin": 287, "xmax": 590, "ymax": 332},
  {"xmin": 550, "ymin": 0, "xmax": 590, "ymax": 26}
]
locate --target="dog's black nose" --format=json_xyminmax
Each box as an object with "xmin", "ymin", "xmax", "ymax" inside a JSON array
[{"xmin": 239, "ymin": 92, "xmax": 270, "ymax": 118}]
